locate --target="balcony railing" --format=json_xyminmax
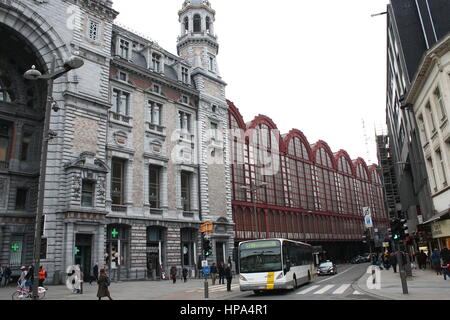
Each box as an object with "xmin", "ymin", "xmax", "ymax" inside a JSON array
[
  {"xmin": 110, "ymin": 112, "xmax": 131, "ymax": 124},
  {"xmin": 0, "ymin": 161, "xmax": 8, "ymax": 169},
  {"xmin": 148, "ymin": 123, "xmax": 165, "ymax": 134}
]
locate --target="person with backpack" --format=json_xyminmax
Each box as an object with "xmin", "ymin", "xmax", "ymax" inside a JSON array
[{"xmin": 97, "ymin": 269, "xmax": 112, "ymax": 300}]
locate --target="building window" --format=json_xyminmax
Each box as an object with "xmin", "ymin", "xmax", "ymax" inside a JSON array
[
  {"xmin": 417, "ymin": 114, "xmax": 428, "ymax": 143},
  {"xmin": 152, "ymin": 53, "xmax": 161, "ymax": 72},
  {"xmin": 153, "ymin": 84, "xmax": 160, "ymax": 94},
  {"xmin": 434, "ymin": 87, "xmax": 447, "ymax": 122},
  {"xmin": 206, "ymin": 16, "xmax": 211, "ymax": 33},
  {"xmin": 149, "ymin": 165, "xmax": 161, "ymax": 209},
  {"xmin": 20, "ymin": 133, "xmax": 32, "ymax": 161},
  {"xmin": 88, "ymin": 20, "xmax": 100, "ymax": 41},
  {"xmin": 426, "ymin": 102, "xmax": 437, "ymax": 133},
  {"xmin": 112, "ymin": 89, "xmax": 130, "ymax": 116},
  {"xmin": 184, "ymin": 16, "xmax": 189, "ymax": 34},
  {"xmin": 436, "ymin": 149, "xmax": 447, "ymax": 186},
  {"xmin": 182, "ymin": 67, "xmax": 189, "ymax": 83},
  {"xmin": 111, "ymin": 158, "xmax": 125, "ymax": 205},
  {"xmin": 119, "ymin": 72, "xmax": 127, "ymax": 82},
  {"xmin": 193, "ymin": 14, "xmax": 201, "ymax": 33},
  {"xmin": 0, "ymin": 77, "xmax": 11, "ymax": 102},
  {"xmin": 81, "ymin": 180, "xmax": 95, "ymax": 207},
  {"xmin": 148, "ymin": 100, "xmax": 162, "ymax": 126},
  {"xmin": 119, "ymin": 39, "xmax": 130, "ymax": 60},
  {"xmin": 427, "ymin": 156, "xmax": 438, "ymax": 191},
  {"xmin": 179, "ymin": 111, "xmax": 192, "ymax": 133},
  {"xmin": 208, "ymin": 55, "xmax": 215, "ymax": 72},
  {"xmin": 9, "ymin": 235, "xmax": 24, "ymax": 267},
  {"xmin": 0, "ymin": 121, "xmax": 11, "ymax": 167},
  {"xmin": 181, "ymin": 171, "xmax": 191, "ymax": 212},
  {"xmin": 210, "ymin": 122, "xmax": 218, "ymax": 141},
  {"xmin": 15, "ymin": 188, "xmax": 28, "ymax": 210}
]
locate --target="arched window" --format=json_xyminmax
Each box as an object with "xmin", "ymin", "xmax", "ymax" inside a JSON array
[
  {"xmin": 0, "ymin": 75, "xmax": 12, "ymax": 102},
  {"xmin": 193, "ymin": 14, "xmax": 202, "ymax": 33}
]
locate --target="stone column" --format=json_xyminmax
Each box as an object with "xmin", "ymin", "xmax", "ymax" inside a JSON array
[
  {"xmin": 125, "ymin": 159, "xmax": 134, "ymax": 207},
  {"xmin": 105, "ymin": 154, "xmax": 112, "ymax": 210},
  {"xmin": 0, "ymin": 225, "xmax": 3, "ymax": 263},
  {"xmin": 161, "ymin": 166, "xmax": 168, "ymax": 210},
  {"xmin": 143, "ymin": 161, "xmax": 150, "ymax": 208},
  {"xmin": 10, "ymin": 121, "xmax": 24, "ymax": 170}
]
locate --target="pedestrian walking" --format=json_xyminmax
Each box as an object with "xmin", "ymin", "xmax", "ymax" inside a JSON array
[
  {"xmin": 182, "ymin": 267, "xmax": 188, "ymax": 282},
  {"xmin": 91, "ymin": 263, "xmax": 99, "ymax": 285},
  {"xmin": 389, "ymin": 251, "xmax": 398, "ymax": 273},
  {"xmin": 97, "ymin": 269, "xmax": 112, "ymax": 300},
  {"xmin": 38, "ymin": 266, "xmax": 47, "ymax": 288},
  {"xmin": 441, "ymin": 262, "xmax": 450, "ymax": 281},
  {"xmin": 418, "ymin": 251, "xmax": 428, "ymax": 270},
  {"xmin": 3, "ymin": 265, "xmax": 11, "ymax": 287},
  {"xmin": 0, "ymin": 265, "xmax": 3, "ymax": 287},
  {"xmin": 218, "ymin": 262, "xmax": 225, "ymax": 285},
  {"xmin": 170, "ymin": 266, "xmax": 177, "ymax": 284},
  {"xmin": 441, "ymin": 248, "xmax": 450, "ymax": 264},
  {"xmin": 431, "ymin": 249, "xmax": 442, "ymax": 275},
  {"xmin": 225, "ymin": 263, "xmax": 233, "ymax": 292},
  {"xmin": 210, "ymin": 263, "xmax": 218, "ymax": 285}
]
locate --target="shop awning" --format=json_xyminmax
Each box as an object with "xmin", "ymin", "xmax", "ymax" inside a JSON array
[{"xmin": 422, "ymin": 209, "xmax": 450, "ymax": 225}]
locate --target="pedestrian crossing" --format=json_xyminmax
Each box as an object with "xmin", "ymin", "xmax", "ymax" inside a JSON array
[
  {"xmin": 186, "ymin": 284, "xmax": 240, "ymax": 294},
  {"xmin": 297, "ymin": 284, "xmax": 361, "ymax": 296}
]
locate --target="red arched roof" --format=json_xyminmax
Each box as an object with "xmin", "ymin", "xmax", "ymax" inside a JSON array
[
  {"xmin": 335, "ymin": 150, "xmax": 356, "ymax": 176},
  {"xmin": 227, "ymin": 100, "xmax": 246, "ymax": 130},
  {"xmin": 283, "ymin": 129, "xmax": 313, "ymax": 160},
  {"xmin": 312, "ymin": 140, "xmax": 336, "ymax": 169},
  {"xmin": 369, "ymin": 164, "xmax": 382, "ymax": 185},
  {"xmin": 354, "ymin": 158, "xmax": 371, "ymax": 182},
  {"xmin": 247, "ymin": 114, "xmax": 284, "ymax": 151}
]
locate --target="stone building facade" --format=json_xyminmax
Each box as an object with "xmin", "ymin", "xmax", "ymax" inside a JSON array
[{"xmin": 0, "ymin": 0, "xmax": 233, "ymax": 283}]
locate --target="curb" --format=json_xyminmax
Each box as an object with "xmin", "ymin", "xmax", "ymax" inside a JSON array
[{"xmin": 352, "ymin": 273, "xmax": 396, "ymax": 301}]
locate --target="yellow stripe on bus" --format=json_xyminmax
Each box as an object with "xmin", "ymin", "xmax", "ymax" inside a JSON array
[{"xmin": 266, "ymin": 272, "xmax": 275, "ymax": 290}]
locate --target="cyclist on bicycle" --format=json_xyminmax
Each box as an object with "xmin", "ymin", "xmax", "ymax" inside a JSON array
[{"xmin": 18, "ymin": 266, "xmax": 27, "ymax": 289}]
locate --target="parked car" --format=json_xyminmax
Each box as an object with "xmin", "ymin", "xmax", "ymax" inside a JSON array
[
  {"xmin": 350, "ymin": 255, "xmax": 363, "ymax": 264},
  {"xmin": 317, "ymin": 261, "xmax": 337, "ymax": 276}
]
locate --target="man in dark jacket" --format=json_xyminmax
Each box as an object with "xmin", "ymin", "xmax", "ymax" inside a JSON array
[
  {"xmin": 3, "ymin": 265, "xmax": 11, "ymax": 287},
  {"xmin": 225, "ymin": 264, "xmax": 233, "ymax": 292},
  {"xmin": 389, "ymin": 252, "xmax": 398, "ymax": 273},
  {"xmin": 418, "ymin": 251, "xmax": 428, "ymax": 270},
  {"xmin": 25, "ymin": 265, "xmax": 34, "ymax": 290},
  {"xmin": 441, "ymin": 248, "xmax": 450, "ymax": 264},
  {"xmin": 210, "ymin": 263, "xmax": 218, "ymax": 285},
  {"xmin": 91, "ymin": 263, "xmax": 99, "ymax": 285}
]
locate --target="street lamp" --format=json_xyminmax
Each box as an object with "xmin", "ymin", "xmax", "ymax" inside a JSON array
[
  {"xmin": 240, "ymin": 183, "xmax": 268, "ymax": 239},
  {"xmin": 23, "ymin": 54, "xmax": 84, "ymax": 300}
]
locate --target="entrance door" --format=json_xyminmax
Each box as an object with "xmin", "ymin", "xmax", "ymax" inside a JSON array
[
  {"xmin": 147, "ymin": 252, "xmax": 160, "ymax": 279},
  {"xmin": 75, "ymin": 234, "xmax": 93, "ymax": 281},
  {"xmin": 216, "ymin": 242, "xmax": 225, "ymax": 265}
]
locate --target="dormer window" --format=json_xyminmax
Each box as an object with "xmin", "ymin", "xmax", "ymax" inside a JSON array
[
  {"xmin": 193, "ymin": 14, "xmax": 202, "ymax": 33},
  {"xmin": 153, "ymin": 84, "xmax": 161, "ymax": 94},
  {"xmin": 182, "ymin": 95, "xmax": 189, "ymax": 105},
  {"xmin": 88, "ymin": 19, "xmax": 100, "ymax": 41},
  {"xmin": 119, "ymin": 39, "xmax": 130, "ymax": 60},
  {"xmin": 182, "ymin": 67, "xmax": 189, "ymax": 84},
  {"xmin": 119, "ymin": 72, "xmax": 128, "ymax": 82},
  {"xmin": 152, "ymin": 53, "xmax": 162, "ymax": 72}
]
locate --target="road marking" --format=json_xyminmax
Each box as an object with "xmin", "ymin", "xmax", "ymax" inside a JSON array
[
  {"xmin": 314, "ymin": 285, "xmax": 335, "ymax": 295},
  {"xmin": 297, "ymin": 285, "xmax": 320, "ymax": 295},
  {"xmin": 316, "ymin": 264, "xmax": 360, "ymax": 284},
  {"xmin": 332, "ymin": 284, "xmax": 351, "ymax": 294},
  {"xmin": 353, "ymin": 290, "xmax": 362, "ymax": 295}
]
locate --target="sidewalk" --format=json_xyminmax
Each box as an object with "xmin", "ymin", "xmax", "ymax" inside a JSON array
[
  {"xmin": 354, "ymin": 266, "xmax": 450, "ymax": 300},
  {"xmin": 0, "ymin": 278, "xmax": 245, "ymax": 300}
]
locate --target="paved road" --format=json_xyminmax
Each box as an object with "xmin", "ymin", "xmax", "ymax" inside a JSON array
[{"xmin": 229, "ymin": 263, "xmax": 383, "ymax": 300}]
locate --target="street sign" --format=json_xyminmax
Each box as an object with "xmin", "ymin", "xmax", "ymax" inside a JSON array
[
  {"xmin": 383, "ymin": 242, "xmax": 390, "ymax": 248},
  {"xmin": 200, "ymin": 221, "xmax": 213, "ymax": 234},
  {"xmin": 203, "ymin": 266, "xmax": 211, "ymax": 275},
  {"xmin": 363, "ymin": 207, "xmax": 373, "ymax": 228},
  {"xmin": 202, "ymin": 260, "xmax": 208, "ymax": 267}
]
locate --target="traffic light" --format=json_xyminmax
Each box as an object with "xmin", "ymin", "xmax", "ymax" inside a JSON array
[
  {"xmin": 400, "ymin": 218, "xmax": 409, "ymax": 238},
  {"xmin": 391, "ymin": 218, "xmax": 401, "ymax": 240},
  {"xmin": 203, "ymin": 239, "xmax": 212, "ymax": 257},
  {"xmin": 362, "ymin": 229, "xmax": 371, "ymax": 243}
]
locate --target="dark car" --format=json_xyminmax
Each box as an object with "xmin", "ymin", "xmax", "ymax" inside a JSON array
[
  {"xmin": 350, "ymin": 255, "xmax": 363, "ymax": 264},
  {"xmin": 317, "ymin": 261, "xmax": 337, "ymax": 276}
]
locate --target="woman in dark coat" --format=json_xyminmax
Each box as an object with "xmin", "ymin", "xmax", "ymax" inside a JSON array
[
  {"xmin": 225, "ymin": 263, "xmax": 233, "ymax": 292},
  {"xmin": 218, "ymin": 262, "xmax": 225, "ymax": 285},
  {"xmin": 97, "ymin": 269, "xmax": 112, "ymax": 300}
]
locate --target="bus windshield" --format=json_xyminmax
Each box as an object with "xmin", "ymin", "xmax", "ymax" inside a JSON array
[{"xmin": 240, "ymin": 241, "xmax": 282, "ymax": 273}]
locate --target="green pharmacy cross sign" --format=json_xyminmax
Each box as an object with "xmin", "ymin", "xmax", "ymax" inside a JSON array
[
  {"xmin": 74, "ymin": 247, "xmax": 80, "ymax": 255},
  {"xmin": 112, "ymin": 228, "xmax": 119, "ymax": 238},
  {"xmin": 11, "ymin": 243, "xmax": 20, "ymax": 252}
]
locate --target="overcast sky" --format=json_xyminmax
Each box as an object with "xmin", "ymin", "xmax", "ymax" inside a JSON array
[{"xmin": 113, "ymin": 0, "xmax": 389, "ymax": 165}]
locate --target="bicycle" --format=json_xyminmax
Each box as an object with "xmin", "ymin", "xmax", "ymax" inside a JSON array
[{"xmin": 11, "ymin": 284, "xmax": 46, "ymax": 300}]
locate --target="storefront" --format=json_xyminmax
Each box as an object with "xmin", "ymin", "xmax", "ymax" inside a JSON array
[
  {"xmin": 431, "ymin": 219, "xmax": 450, "ymax": 250},
  {"xmin": 106, "ymin": 224, "xmax": 130, "ymax": 278},
  {"xmin": 146, "ymin": 227, "xmax": 166, "ymax": 279}
]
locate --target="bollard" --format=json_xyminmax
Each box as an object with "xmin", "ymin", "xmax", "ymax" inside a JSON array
[
  {"xmin": 80, "ymin": 280, "xmax": 83, "ymax": 294},
  {"xmin": 204, "ymin": 279, "xmax": 209, "ymax": 299},
  {"xmin": 372, "ymin": 268, "xmax": 376, "ymax": 285}
]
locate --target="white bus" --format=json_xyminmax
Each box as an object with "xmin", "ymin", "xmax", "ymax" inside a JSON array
[{"xmin": 238, "ymin": 239, "xmax": 314, "ymax": 293}]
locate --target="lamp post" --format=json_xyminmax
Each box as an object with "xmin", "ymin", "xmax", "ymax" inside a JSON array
[
  {"xmin": 240, "ymin": 183, "xmax": 268, "ymax": 239},
  {"xmin": 23, "ymin": 54, "xmax": 84, "ymax": 300}
]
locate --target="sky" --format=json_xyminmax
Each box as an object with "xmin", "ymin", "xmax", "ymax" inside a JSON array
[{"xmin": 112, "ymin": 0, "xmax": 389, "ymax": 165}]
